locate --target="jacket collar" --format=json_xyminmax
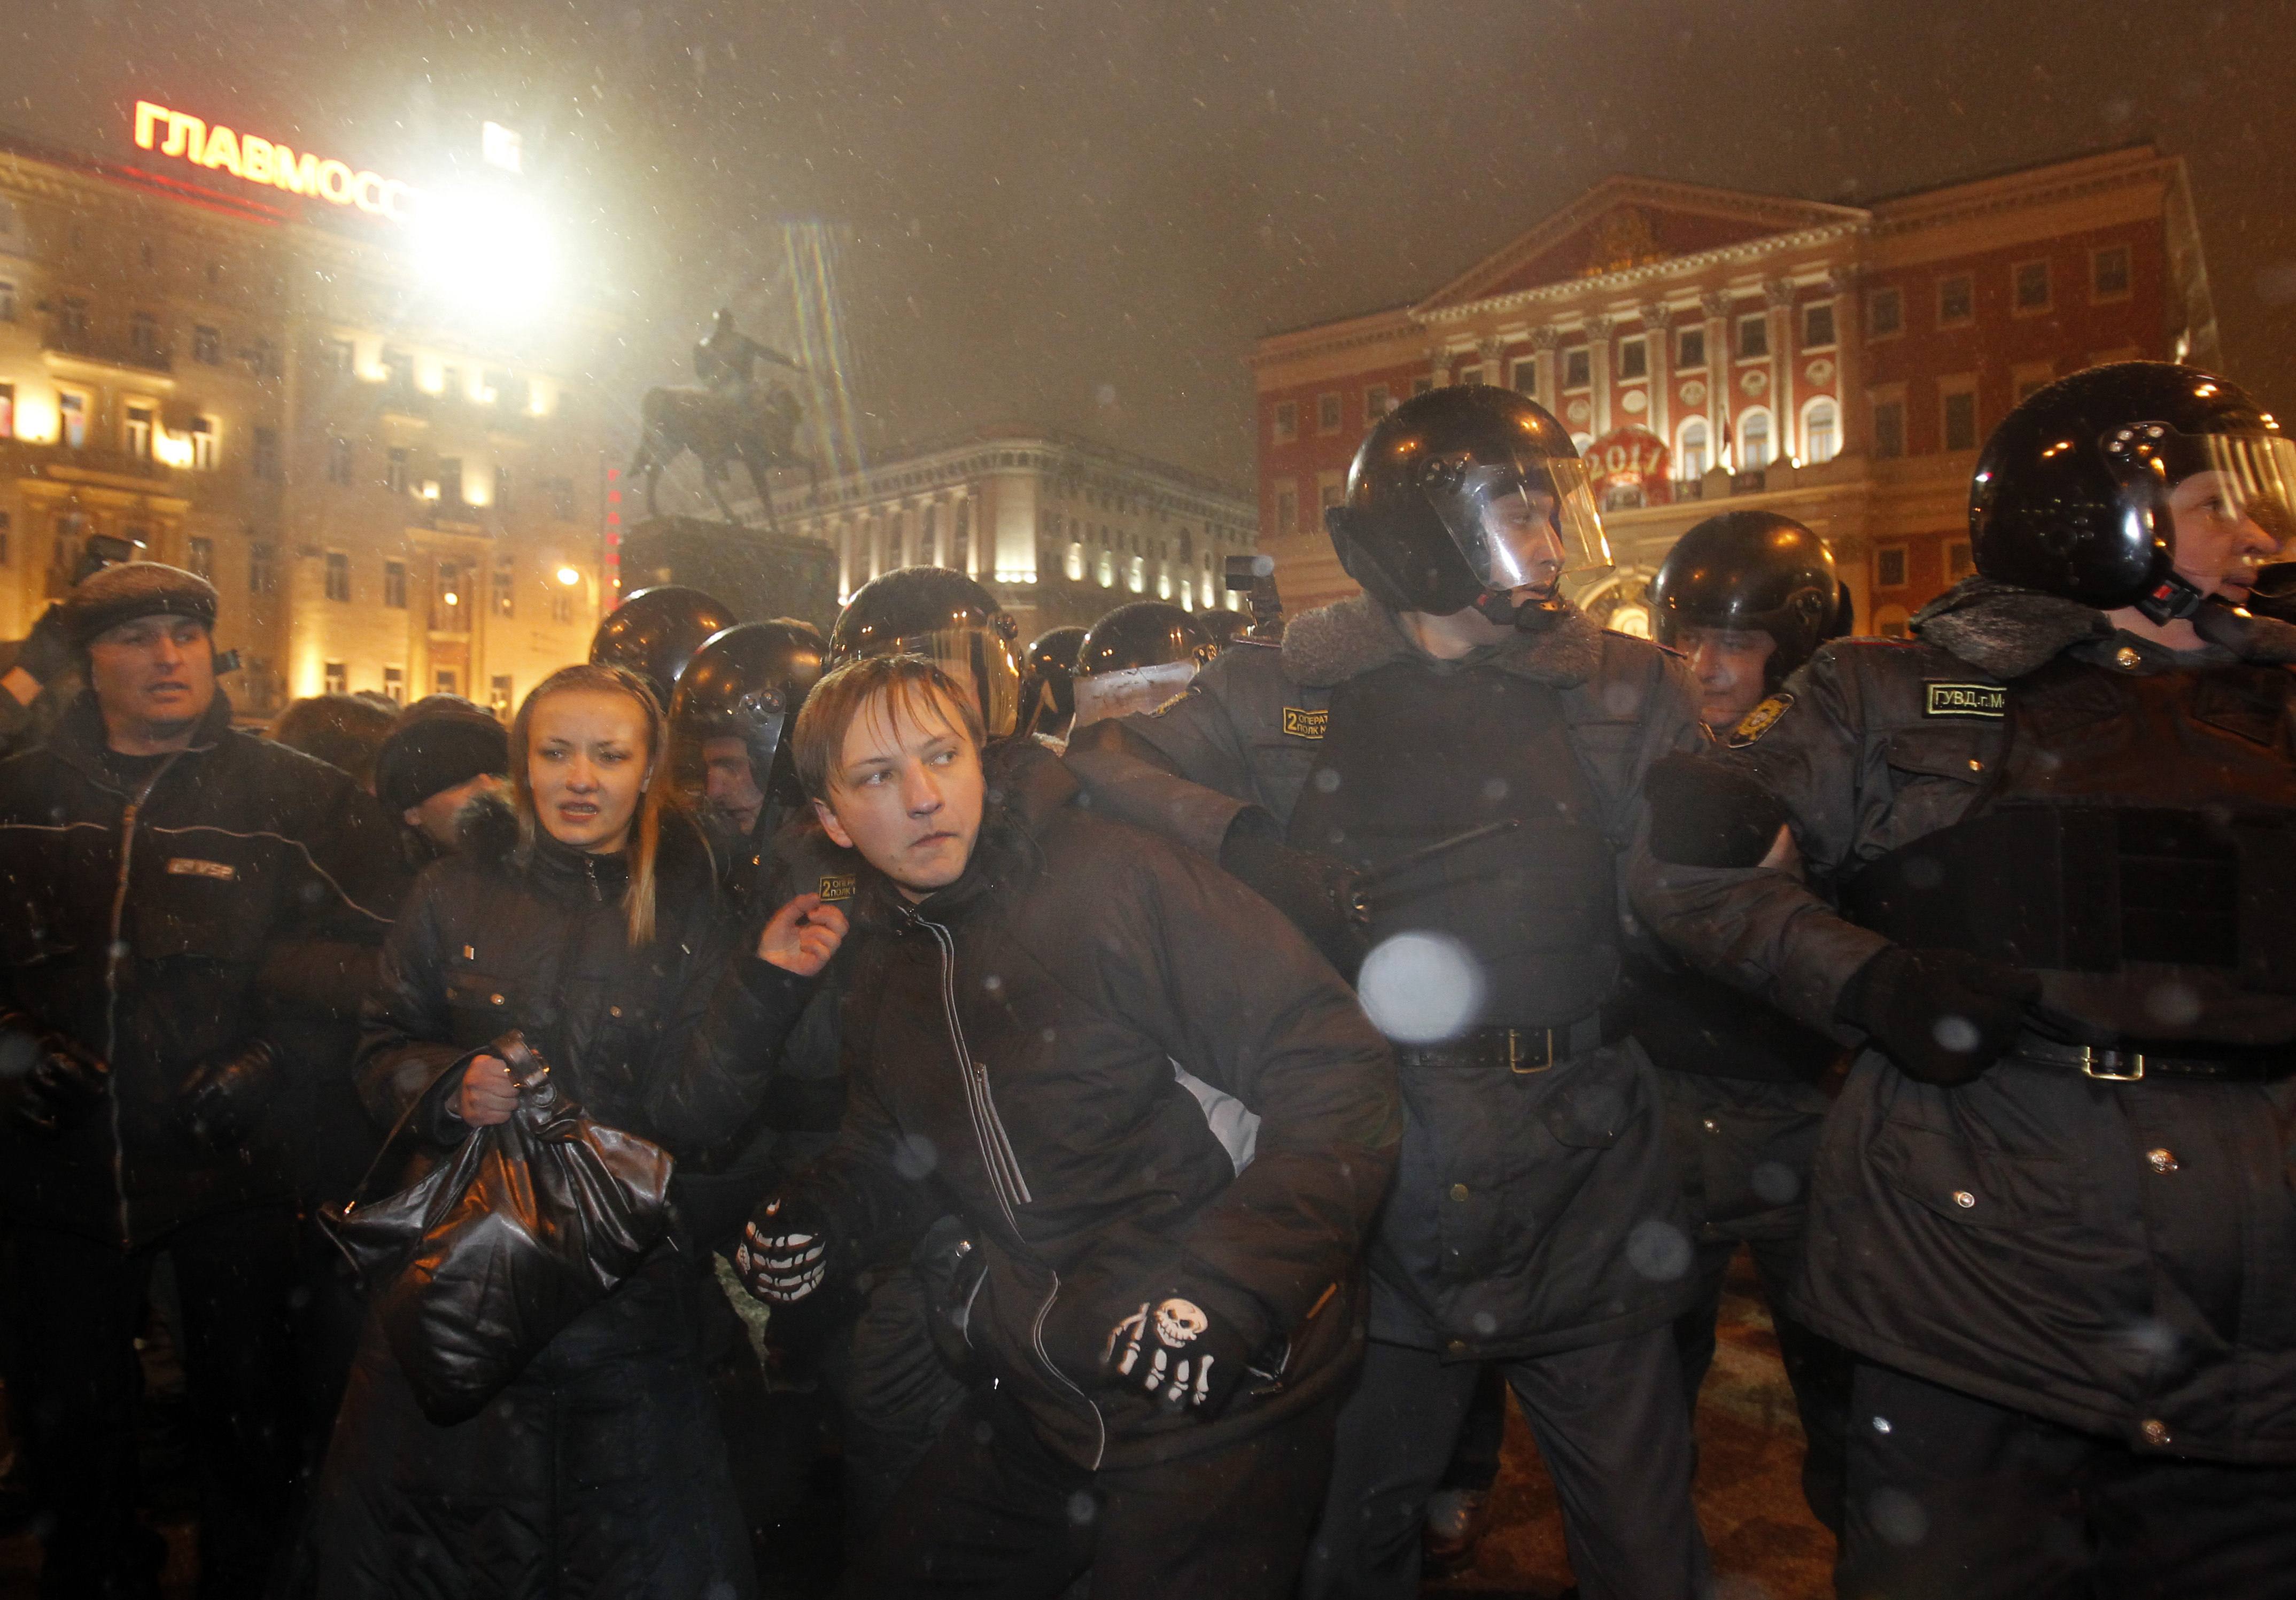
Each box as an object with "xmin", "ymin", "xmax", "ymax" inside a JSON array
[
  {"xmin": 1278, "ymin": 593, "xmax": 1604, "ymax": 689},
  {"xmin": 52, "ymin": 687, "xmax": 234, "ymax": 796}
]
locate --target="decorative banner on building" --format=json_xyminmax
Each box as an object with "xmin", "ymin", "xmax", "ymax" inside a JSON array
[
  {"xmin": 1585, "ymin": 425, "xmax": 1673, "ymax": 510},
  {"xmin": 134, "ymin": 99, "xmax": 424, "ymax": 224}
]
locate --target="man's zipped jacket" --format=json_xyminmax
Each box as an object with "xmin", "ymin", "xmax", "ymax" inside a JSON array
[
  {"xmin": 779, "ymin": 744, "xmax": 1400, "ymax": 1471},
  {"xmin": 0, "ymin": 690, "xmax": 405, "ymax": 1246}
]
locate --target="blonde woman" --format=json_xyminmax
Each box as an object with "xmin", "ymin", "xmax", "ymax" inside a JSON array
[{"xmin": 309, "ymin": 664, "xmax": 844, "ymax": 1599}]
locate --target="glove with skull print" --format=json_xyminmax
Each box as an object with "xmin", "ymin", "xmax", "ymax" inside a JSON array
[
  {"xmin": 735, "ymin": 1194, "xmax": 836, "ymax": 1304},
  {"xmin": 1097, "ymin": 1292, "xmax": 1261, "ymax": 1417}
]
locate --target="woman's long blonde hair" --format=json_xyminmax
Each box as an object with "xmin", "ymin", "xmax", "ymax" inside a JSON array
[{"xmin": 508, "ymin": 663, "xmax": 674, "ymax": 947}]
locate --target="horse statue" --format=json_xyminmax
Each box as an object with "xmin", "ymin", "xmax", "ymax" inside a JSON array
[{"xmin": 626, "ymin": 309, "xmax": 818, "ymax": 531}]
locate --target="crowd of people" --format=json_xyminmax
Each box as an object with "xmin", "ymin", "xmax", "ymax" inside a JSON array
[{"xmin": 0, "ymin": 358, "xmax": 2291, "ymax": 1599}]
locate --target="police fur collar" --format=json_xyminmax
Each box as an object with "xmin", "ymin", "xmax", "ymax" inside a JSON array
[
  {"xmin": 1279, "ymin": 593, "xmax": 1604, "ymax": 689},
  {"xmin": 1910, "ymin": 577, "xmax": 2113, "ymax": 680}
]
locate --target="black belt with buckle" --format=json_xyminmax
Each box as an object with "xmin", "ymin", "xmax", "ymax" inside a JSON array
[
  {"xmin": 2008, "ymin": 1034, "xmax": 2295, "ymax": 1083},
  {"xmin": 1395, "ymin": 1018, "xmax": 1612, "ymax": 1075}
]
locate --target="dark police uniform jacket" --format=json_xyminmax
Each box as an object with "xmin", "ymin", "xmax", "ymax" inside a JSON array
[
  {"xmin": 1067, "ymin": 594, "xmax": 1708, "ymax": 1360},
  {"xmin": 1633, "ymin": 577, "xmax": 2296, "ymax": 1463}
]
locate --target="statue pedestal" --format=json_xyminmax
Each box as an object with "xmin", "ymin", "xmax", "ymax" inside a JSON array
[{"xmin": 619, "ymin": 517, "xmax": 840, "ymax": 633}]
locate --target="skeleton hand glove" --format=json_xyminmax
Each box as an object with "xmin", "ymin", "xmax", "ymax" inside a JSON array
[
  {"xmin": 735, "ymin": 1195, "xmax": 834, "ymax": 1305},
  {"xmin": 1098, "ymin": 1293, "xmax": 1256, "ymax": 1417},
  {"xmin": 1, "ymin": 1012, "xmax": 111, "ymax": 1135}
]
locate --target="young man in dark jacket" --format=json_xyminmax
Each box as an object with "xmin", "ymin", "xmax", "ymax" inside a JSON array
[
  {"xmin": 1634, "ymin": 363, "xmax": 2296, "ymax": 1594},
  {"xmin": 736, "ymin": 654, "xmax": 1399, "ymax": 1600},
  {"xmin": 0, "ymin": 562, "xmax": 405, "ymax": 1598}
]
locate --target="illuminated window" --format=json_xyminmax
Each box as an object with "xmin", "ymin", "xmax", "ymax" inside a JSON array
[
  {"xmin": 1677, "ymin": 327, "xmax": 1706, "ymax": 368},
  {"xmin": 1739, "ymin": 409, "xmax": 1772, "ymax": 469},
  {"xmin": 1563, "ymin": 348, "xmax": 1591, "ymax": 390},
  {"xmin": 327, "ymin": 437, "xmax": 354, "ymax": 485},
  {"xmin": 1803, "ymin": 399, "xmax": 1839, "ymax": 464},
  {"xmin": 1736, "ymin": 314, "xmax": 1769, "ymax": 360},
  {"xmin": 1802, "ymin": 302, "xmax": 1836, "ymax": 349},
  {"xmin": 190, "ymin": 418, "xmax": 215, "ymax": 470},
  {"xmin": 1937, "ymin": 274, "xmax": 1974, "ymax": 328},
  {"xmin": 1617, "ymin": 336, "xmax": 1647, "ymax": 380},
  {"xmin": 324, "ymin": 551, "xmax": 351, "ymax": 603},
  {"xmin": 384, "ymin": 560, "xmax": 408, "ymax": 609},
  {"xmin": 1867, "ymin": 286, "xmax": 1903, "ymax": 339},
  {"xmin": 186, "ymin": 536, "xmax": 213, "ymax": 581},
  {"xmin": 1317, "ymin": 393, "xmax": 1341, "ymax": 433},
  {"xmin": 249, "ymin": 542, "xmax": 276, "ymax": 594},
  {"xmin": 2091, "ymin": 245, "xmax": 2131, "ymax": 301},
  {"xmin": 1677, "ymin": 418, "xmax": 1710, "ymax": 479},
  {"xmin": 1272, "ymin": 401, "xmax": 1297, "ymax": 444},
  {"xmin": 193, "ymin": 325, "xmax": 221, "ymax": 365},
  {"xmin": 60, "ymin": 391, "xmax": 87, "ymax": 449},
  {"xmin": 1875, "ymin": 546, "xmax": 1909, "ymax": 589},
  {"xmin": 2013, "ymin": 260, "xmax": 2051, "ymax": 313},
  {"xmin": 323, "ymin": 662, "xmax": 347, "ymax": 695},
  {"xmin": 125, "ymin": 406, "xmax": 154, "ymax": 461}
]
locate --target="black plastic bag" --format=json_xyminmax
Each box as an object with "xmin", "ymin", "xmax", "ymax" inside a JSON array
[{"xmin": 324, "ymin": 1032, "xmax": 676, "ymax": 1425}]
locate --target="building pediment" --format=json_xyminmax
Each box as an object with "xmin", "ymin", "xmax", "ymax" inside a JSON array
[{"xmin": 1415, "ymin": 177, "xmax": 1870, "ymax": 315}]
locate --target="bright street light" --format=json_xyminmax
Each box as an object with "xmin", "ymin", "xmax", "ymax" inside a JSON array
[
  {"xmin": 407, "ymin": 182, "xmax": 557, "ymax": 319},
  {"xmin": 556, "ymin": 565, "xmax": 581, "ymax": 587}
]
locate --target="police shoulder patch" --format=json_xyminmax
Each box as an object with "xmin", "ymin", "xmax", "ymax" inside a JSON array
[
  {"xmin": 817, "ymin": 873, "xmax": 856, "ymax": 903},
  {"xmin": 1922, "ymin": 681, "xmax": 2007, "ymax": 719},
  {"xmin": 1281, "ymin": 706, "xmax": 1328, "ymax": 740},
  {"xmin": 1725, "ymin": 693, "xmax": 1794, "ymax": 749},
  {"xmin": 166, "ymin": 857, "xmax": 237, "ymax": 880}
]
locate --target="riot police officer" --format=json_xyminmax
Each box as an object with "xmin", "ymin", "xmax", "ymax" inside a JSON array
[
  {"xmin": 1070, "ymin": 601, "xmax": 1219, "ymax": 733},
  {"xmin": 1635, "ymin": 362, "xmax": 2296, "ymax": 1594},
  {"xmin": 1018, "ymin": 624, "xmax": 1087, "ymax": 745},
  {"xmin": 1067, "ymin": 385, "xmax": 1711, "ymax": 1600},
  {"xmin": 589, "ymin": 584, "xmax": 739, "ymax": 710},
  {"xmin": 1641, "ymin": 511, "xmax": 1854, "ymax": 1528},
  {"xmin": 671, "ymin": 620, "xmax": 825, "ymax": 898}
]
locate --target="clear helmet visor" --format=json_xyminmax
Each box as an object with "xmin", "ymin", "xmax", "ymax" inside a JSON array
[
  {"xmin": 1422, "ymin": 452, "xmax": 1612, "ymax": 593},
  {"xmin": 2109, "ymin": 424, "xmax": 2296, "ymax": 591},
  {"xmin": 867, "ymin": 627, "xmax": 1022, "ymax": 737},
  {"xmin": 1071, "ymin": 659, "xmax": 1203, "ymax": 731}
]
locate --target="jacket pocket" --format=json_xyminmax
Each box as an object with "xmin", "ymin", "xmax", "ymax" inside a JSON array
[
  {"xmin": 1870, "ymin": 1119, "xmax": 2076, "ymax": 1231},
  {"xmin": 443, "ymin": 968, "xmax": 518, "ymax": 1044}
]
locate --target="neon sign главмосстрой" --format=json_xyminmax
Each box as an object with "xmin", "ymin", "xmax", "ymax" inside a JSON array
[{"xmin": 134, "ymin": 100, "xmax": 424, "ymax": 224}]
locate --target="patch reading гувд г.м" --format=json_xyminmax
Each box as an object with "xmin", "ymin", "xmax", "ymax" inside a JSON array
[
  {"xmin": 1923, "ymin": 682, "xmax": 2007, "ymax": 719},
  {"xmin": 1724, "ymin": 693, "xmax": 1794, "ymax": 749}
]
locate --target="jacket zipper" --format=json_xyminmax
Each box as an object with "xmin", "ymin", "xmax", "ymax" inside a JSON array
[
  {"xmin": 1033, "ymin": 1271, "xmax": 1107, "ymax": 1470},
  {"xmin": 103, "ymin": 758, "xmax": 180, "ymax": 1246},
  {"xmin": 916, "ymin": 916, "xmax": 1031, "ymax": 1229}
]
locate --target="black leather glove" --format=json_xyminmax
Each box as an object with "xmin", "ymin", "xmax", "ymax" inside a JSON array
[
  {"xmin": 1218, "ymin": 824, "xmax": 1370, "ymax": 978},
  {"xmin": 1, "ymin": 1013, "xmax": 111, "ymax": 1134},
  {"xmin": 1836, "ymin": 946, "xmax": 2041, "ymax": 1086},
  {"xmin": 2192, "ymin": 595, "xmax": 2296, "ymax": 663},
  {"xmin": 179, "ymin": 1039, "xmax": 282, "ymax": 1150},
  {"xmin": 734, "ymin": 1194, "xmax": 836, "ymax": 1305},
  {"xmin": 9, "ymin": 604, "xmax": 71, "ymax": 697},
  {"xmin": 1096, "ymin": 1291, "xmax": 1258, "ymax": 1417}
]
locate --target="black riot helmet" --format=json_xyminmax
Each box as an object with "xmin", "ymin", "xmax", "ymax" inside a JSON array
[
  {"xmin": 1018, "ymin": 624, "xmax": 1088, "ymax": 736},
  {"xmin": 827, "ymin": 566, "xmax": 1025, "ymax": 737},
  {"xmin": 671, "ymin": 622, "xmax": 824, "ymax": 813},
  {"xmin": 1971, "ymin": 362, "xmax": 2295, "ymax": 620},
  {"xmin": 1325, "ymin": 384, "xmax": 1611, "ymax": 627},
  {"xmin": 1071, "ymin": 602, "xmax": 1218, "ymax": 730},
  {"xmin": 589, "ymin": 585, "xmax": 739, "ymax": 709},
  {"xmin": 1649, "ymin": 511, "xmax": 1843, "ymax": 689}
]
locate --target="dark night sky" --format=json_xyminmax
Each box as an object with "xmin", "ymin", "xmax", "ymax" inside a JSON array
[{"xmin": 4, "ymin": 0, "xmax": 2291, "ymax": 488}]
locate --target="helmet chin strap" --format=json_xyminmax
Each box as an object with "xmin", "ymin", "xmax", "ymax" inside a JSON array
[{"xmin": 1471, "ymin": 584, "xmax": 1568, "ymax": 631}]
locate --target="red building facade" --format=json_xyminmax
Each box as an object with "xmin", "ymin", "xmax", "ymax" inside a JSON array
[{"xmin": 1253, "ymin": 146, "xmax": 2215, "ymax": 636}]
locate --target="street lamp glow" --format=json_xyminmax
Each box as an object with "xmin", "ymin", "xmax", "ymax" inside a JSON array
[
  {"xmin": 408, "ymin": 183, "xmax": 557, "ymax": 318},
  {"xmin": 555, "ymin": 566, "xmax": 581, "ymax": 587}
]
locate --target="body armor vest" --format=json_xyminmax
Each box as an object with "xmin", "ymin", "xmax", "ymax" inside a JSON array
[
  {"xmin": 1844, "ymin": 654, "xmax": 2296, "ymax": 1044},
  {"xmin": 1285, "ymin": 659, "xmax": 1618, "ymax": 1030}
]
